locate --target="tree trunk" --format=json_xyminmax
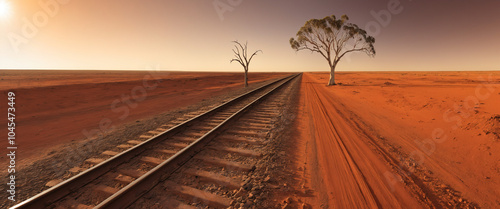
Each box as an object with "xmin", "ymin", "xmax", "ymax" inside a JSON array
[
  {"xmin": 328, "ymin": 64, "xmax": 336, "ymax": 85},
  {"xmin": 244, "ymin": 69, "xmax": 248, "ymax": 87}
]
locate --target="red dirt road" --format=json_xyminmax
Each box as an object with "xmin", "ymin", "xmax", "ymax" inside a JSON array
[
  {"xmin": 295, "ymin": 72, "xmax": 500, "ymax": 208},
  {"xmin": 297, "ymin": 73, "xmax": 421, "ymax": 208}
]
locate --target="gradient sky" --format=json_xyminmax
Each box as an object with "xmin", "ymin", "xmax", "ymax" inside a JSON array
[{"xmin": 1, "ymin": 0, "xmax": 499, "ymax": 72}]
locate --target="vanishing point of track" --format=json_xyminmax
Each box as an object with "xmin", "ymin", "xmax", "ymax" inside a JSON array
[{"xmin": 11, "ymin": 74, "xmax": 300, "ymax": 209}]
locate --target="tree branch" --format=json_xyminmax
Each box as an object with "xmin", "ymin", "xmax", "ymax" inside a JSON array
[
  {"xmin": 248, "ymin": 50, "xmax": 262, "ymax": 65},
  {"xmin": 337, "ymin": 47, "xmax": 371, "ymax": 61},
  {"xmin": 230, "ymin": 40, "xmax": 262, "ymax": 72}
]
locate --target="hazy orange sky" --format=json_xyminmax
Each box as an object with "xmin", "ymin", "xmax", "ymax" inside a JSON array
[{"xmin": 1, "ymin": 0, "xmax": 499, "ymax": 72}]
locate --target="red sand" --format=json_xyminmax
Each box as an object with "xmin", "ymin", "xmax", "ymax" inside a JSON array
[
  {"xmin": 295, "ymin": 72, "xmax": 500, "ymax": 208},
  {"xmin": 0, "ymin": 70, "xmax": 289, "ymax": 170}
]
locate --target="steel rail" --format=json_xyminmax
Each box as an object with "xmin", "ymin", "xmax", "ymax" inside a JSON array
[
  {"xmin": 11, "ymin": 74, "xmax": 299, "ymax": 209},
  {"xmin": 95, "ymin": 73, "xmax": 299, "ymax": 208}
]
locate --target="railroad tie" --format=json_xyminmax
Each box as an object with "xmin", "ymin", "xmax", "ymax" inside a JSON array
[
  {"xmin": 163, "ymin": 142, "xmax": 188, "ymax": 149},
  {"xmin": 127, "ymin": 140, "xmax": 143, "ymax": 145},
  {"xmin": 141, "ymin": 156, "xmax": 164, "ymax": 166},
  {"xmin": 184, "ymin": 114, "xmax": 199, "ymax": 118},
  {"xmin": 139, "ymin": 134, "xmax": 154, "ymax": 139},
  {"xmin": 117, "ymin": 144, "xmax": 134, "ymax": 149},
  {"xmin": 68, "ymin": 166, "xmax": 85, "ymax": 174},
  {"xmin": 118, "ymin": 169, "xmax": 146, "ymax": 178},
  {"xmin": 216, "ymin": 113, "xmax": 234, "ymax": 117},
  {"xmin": 183, "ymin": 132, "xmax": 205, "ymax": 138},
  {"xmin": 211, "ymin": 116, "xmax": 229, "ymax": 120},
  {"xmin": 169, "ymin": 136, "xmax": 197, "ymax": 143},
  {"xmin": 94, "ymin": 185, "xmax": 120, "ymax": 199},
  {"xmin": 205, "ymin": 122, "xmax": 222, "ymax": 126},
  {"xmin": 156, "ymin": 127, "xmax": 168, "ymax": 132},
  {"xmin": 85, "ymin": 158, "xmax": 105, "ymax": 165},
  {"xmin": 148, "ymin": 130, "xmax": 163, "ymax": 135},
  {"xmin": 154, "ymin": 149, "xmax": 177, "ymax": 155},
  {"xmin": 205, "ymin": 119, "xmax": 225, "ymax": 124},
  {"xmin": 114, "ymin": 174, "xmax": 136, "ymax": 185},
  {"xmin": 101, "ymin": 150, "xmax": 119, "ymax": 156},
  {"xmin": 190, "ymin": 125, "xmax": 214, "ymax": 131},
  {"xmin": 160, "ymin": 124, "xmax": 174, "ymax": 129}
]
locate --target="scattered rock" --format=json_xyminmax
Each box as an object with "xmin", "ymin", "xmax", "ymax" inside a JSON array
[
  {"xmin": 384, "ymin": 81, "xmax": 395, "ymax": 85},
  {"xmin": 234, "ymin": 188, "xmax": 245, "ymax": 197}
]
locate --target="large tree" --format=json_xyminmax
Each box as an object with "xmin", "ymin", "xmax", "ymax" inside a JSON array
[
  {"xmin": 290, "ymin": 15, "xmax": 375, "ymax": 85},
  {"xmin": 230, "ymin": 41, "xmax": 262, "ymax": 87}
]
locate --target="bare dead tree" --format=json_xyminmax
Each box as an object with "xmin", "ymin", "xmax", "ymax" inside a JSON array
[
  {"xmin": 230, "ymin": 41, "xmax": 262, "ymax": 87},
  {"xmin": 290, "ymin": 15, "xmax": 376, "ymax": 85}
]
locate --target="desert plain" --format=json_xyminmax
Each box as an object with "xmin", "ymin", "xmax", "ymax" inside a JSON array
[{"xmin": 1, "ymin": 70, "xmax": 499, "ymax": 208}]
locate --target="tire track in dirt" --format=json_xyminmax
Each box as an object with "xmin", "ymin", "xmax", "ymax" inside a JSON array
[
  {"xmin": 305, "ymin": 83, "xmax": 380, "ymax": 208},
  {"xmin": 301, "ymin": 73, "xmax": 423, "ymax": 208}
]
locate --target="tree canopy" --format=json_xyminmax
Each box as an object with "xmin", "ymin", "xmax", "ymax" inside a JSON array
[{"xmin": 290, "ymin": 15, "xmax": 375, "ymax": 85}]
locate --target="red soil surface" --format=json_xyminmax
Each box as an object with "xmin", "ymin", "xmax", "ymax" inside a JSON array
[
  {"xmin": 295, "ymin": 72, "xmax": 500, "ymax": 208},
  {"xmin": 0, "ymin": 70, "xmax": 289, "ymax": 171}
]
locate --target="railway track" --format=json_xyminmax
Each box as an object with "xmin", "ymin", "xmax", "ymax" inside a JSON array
[
  {"xmin": 130, "ymin": 73, "xmax": 301, "ymax": 209},
  {"xmin": 12, "ymin": 73, "xmax": 300, "ymax": 209}
]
